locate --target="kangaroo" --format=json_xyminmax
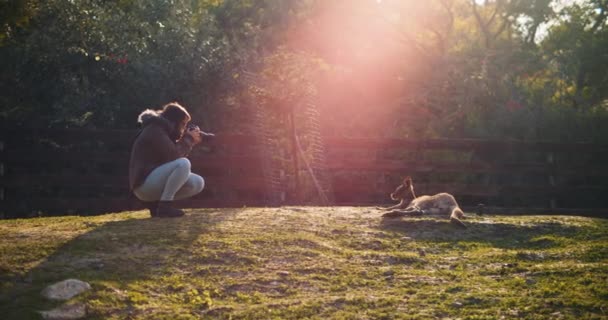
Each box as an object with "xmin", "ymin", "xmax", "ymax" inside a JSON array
[{"xmin": 380, "ymin": 176, "xmax": 467, "ymax": 228}]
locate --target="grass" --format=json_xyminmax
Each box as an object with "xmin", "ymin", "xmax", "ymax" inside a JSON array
[{"xmin": 0, "ymin": 207, "xmax": 607, "ymax": 319}]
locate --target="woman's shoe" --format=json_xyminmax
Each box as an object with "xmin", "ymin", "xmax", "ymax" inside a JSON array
[
  {"xmin": 143, "ymin": 201, "xmax": 159, "ymax": 217},
  {"xmin": 156, "ymin": 201, "xmax": 185, "ymax": 218}
]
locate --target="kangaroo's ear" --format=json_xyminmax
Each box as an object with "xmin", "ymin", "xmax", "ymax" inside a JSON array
[{"xmin": 404, "ymin": 176, "xmax": 412, "ymax": 187}]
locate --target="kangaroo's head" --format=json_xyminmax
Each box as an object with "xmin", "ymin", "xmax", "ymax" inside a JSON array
[{"xmin": 390, "ymin": 176, "xmax": 417, "ymax": 204}]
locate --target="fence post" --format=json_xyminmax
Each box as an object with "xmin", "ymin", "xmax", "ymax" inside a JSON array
[
  {"xmin": 289, "ymin": 109, "xmax": 300, "ymax": 203},
  {"xmin": 279, "ymin": 169, "xmax": 286, "ymax": 202},
  {"xmin": 547, "ymin": 151, "xmax": 557, "ymax": 209},
  {"xmin": 0, "ymin": 139, "xmax": 4, "ymax": 202}
]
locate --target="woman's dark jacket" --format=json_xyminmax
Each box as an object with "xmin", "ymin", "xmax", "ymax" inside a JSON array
[{"xmin": 129, "ymin": 110, "xmax": 193, "ymax": 191}]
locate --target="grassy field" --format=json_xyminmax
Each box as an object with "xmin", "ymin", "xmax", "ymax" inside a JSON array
[{"xmin": 0, "ymin": 207, "xmax": 606, "ymax": 319}]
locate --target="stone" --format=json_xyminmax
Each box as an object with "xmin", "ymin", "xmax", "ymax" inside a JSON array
[
  {"xmin": 41, "ymin": 279, "xmax": 91, "ymax": 301},
  {"xmin": 383, "ymin": 269, "xmax": 395, "ymax": 276},
  {"xmin": 516, "ymin": 252, "xmax": 545, "ymax": 261},
  {"xmin": 39, "ymin": 303, "xmax": 86, "ymax": 320},
  {"xmin": 417, "ymin": 248, "xmax": 426, "ymax": 257}
]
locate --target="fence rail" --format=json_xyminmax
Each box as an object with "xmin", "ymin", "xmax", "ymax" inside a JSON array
[
  {"xmin": 1, "ymin": 129, "xmax": 607, "ymax": 218},
  {"xmin": 324, "ymin": 137, "xmax": 608, "ymax": 214},
  {"xmin": 0, "ymin": 129, "xmax": 268, "ymax": 217}
]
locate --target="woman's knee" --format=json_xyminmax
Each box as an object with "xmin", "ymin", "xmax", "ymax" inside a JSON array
[
  {"xmin": 193, "ymin": 175, "xmax": 205, "ymax": 193},
  {"xmin": 175, "ymin": 157, "xmax": 191, "ymax": 170}
]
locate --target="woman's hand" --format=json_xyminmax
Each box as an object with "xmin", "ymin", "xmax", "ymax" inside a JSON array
[{"xmin": 185, "ymin": 126, "xmax": 203, "ymax": 145}]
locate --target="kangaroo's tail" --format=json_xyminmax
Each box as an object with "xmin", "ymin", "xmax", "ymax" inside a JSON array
[
  {"xmin": 450, "ymin": 207, "xmax": 467, "ymax": 229},
  {"xmin": 382, "ymin": 209, "xmax": 423, "ymax": 218}
]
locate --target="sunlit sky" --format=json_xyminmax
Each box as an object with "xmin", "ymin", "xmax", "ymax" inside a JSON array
[
  {"xmin": 468, "ymin": 0, "xmax": 590, "ymax": 42},
  {"xmin": 475, "ymin": 0, "xmax": 583, "ymax": 4}
]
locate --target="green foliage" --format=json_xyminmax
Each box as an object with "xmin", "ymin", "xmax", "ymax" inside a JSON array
[
  {"xmin": 246, "ymin": 47, "xmax": 325, "ymax": 112},
  {"xmin": 0, "ymin": 0, "xmax": 607, "ymax": 142},
  {"xmin": 0, "ymin": 0, "xmax": 303, "ymax": 128}
]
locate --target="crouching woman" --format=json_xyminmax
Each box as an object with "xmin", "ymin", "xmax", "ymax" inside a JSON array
[{"xmin": 129, "ymin": 102, "xmax": 205, "ymax": 218}]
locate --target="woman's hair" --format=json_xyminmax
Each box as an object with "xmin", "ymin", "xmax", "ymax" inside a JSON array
[{"xmin": 160, "ymin": 102, "xmax": 191, "ymax": 124}]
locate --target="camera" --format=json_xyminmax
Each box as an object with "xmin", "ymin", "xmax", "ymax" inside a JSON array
[{"xmin": 187, "ymin": 123, "xmax": 215, "ymax": 141}]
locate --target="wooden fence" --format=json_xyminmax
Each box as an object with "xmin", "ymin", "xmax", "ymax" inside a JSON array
[
  {"xmin": 1, "ymin": 129, "xmax": 607, "ymax": 218},
  {"xmin": 325, "ymin": 137, "xmax": 608, "ymax": 215},
  {"xmin": 0, "ymin": 129, "xmax": 270, "ymax": 218}
]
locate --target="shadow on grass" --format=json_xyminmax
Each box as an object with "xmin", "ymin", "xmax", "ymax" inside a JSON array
[
  {"xmin": 377, "ymin": 216, "xmax": 588, "ymax": 249},
  {"xmin": 0, "ymin": 208, "xmax": 240, "ymax": 320}
]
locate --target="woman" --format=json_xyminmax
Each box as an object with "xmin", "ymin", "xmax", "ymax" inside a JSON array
[{"xmin": 129, "ymin": 102, "xmax": 205, "ymax": 217}]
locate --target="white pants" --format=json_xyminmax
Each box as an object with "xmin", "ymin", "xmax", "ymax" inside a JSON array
[{"xmin": 134, "ymin": 158, "xmax": 204, "ymax": 201}]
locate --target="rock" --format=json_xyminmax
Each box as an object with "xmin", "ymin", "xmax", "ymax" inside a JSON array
[
  {"xmin": 464, "ymin": 296, "xmax": 484, "ymax": 305},
  {"xmin": 383, "ymin": 269, "xmax": 395, "ymax": 276},
  {"xmin": 516, "ymin": 252, "xmax": 545, "ymax": 261},
  {"xmin": 507, "ymin": 309, "xmax": 520, "ymax": 317},
  {"xmin": 39, "ymin": 303, "xmax": 86, "ymax": 320},
  {"xmin": 83, "ymin": 222, "xmax": 97, "ymax": 228},
  {"xmin": 400, "ymin": 236, "xmax": 412, "ymax": 241},
  {"xmin": 452, "ymin": 301, "xmax": 463, "ymax": 308},
  {"xmin": 417, "ymin": 248, "xmax": 426, "ymax": 257},
  {"xmin": 41, "ymin": 279, "xmax": 91, "ymax": 301},
  {"xmin": 277, "ymin": 271, "xmax": 290, "ymax": 277},
  {"xmin": 366, "ymin": 240, "xmax": 383, "ymax": 250}
]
